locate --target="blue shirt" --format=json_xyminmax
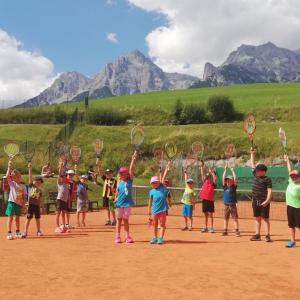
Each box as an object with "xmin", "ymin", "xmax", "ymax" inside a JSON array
[
  {"xmin": 223, "ymin": 185, "xmax": 237, "ymax": 204},
  {"xmin": 116, "ymin": 179, "xmax": 134, "ymax": 208},
  {"xmin": 149, "ymin": 184, "xmax": 168, "ymax": 214}
]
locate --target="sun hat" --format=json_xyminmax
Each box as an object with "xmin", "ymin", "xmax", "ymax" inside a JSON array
[
  {"xmin": 119, "ymin": 166, "xmax": 129, "ymax": 173},
  {"xmin": 150, "ymin": 176, "xmax": 160, "ymax": 184},
  {"xmin": 66, "ymin": 169, "xmax": 75, "ymax": 175},
  {"xmin": 186, "ymin": 178, "xmax": 194, "ymax": 183}
]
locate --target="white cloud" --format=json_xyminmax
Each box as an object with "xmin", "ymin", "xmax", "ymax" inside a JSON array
[
  {"xmin": 128, "ymin": 0, "xmax": 300, "ymax": 77},
  {"xmin": 0, "ymin": 29, "xmax": 56, "ymax": 106},
  {"xmin": 106, "ymin": 32, "xmax": 119, "ymax": 44},
  {"xmin": 106, "ymin": 0, "xmax": 116, "ymax": 5}
]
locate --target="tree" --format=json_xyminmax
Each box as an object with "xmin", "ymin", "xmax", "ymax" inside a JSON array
[
  {"xmin": 173, "ymin": 99, "xmax": 183, "ymax": 124},
  {"xmin": 207, "ymin": 94, "xmax": 236, "ymax": 122}
]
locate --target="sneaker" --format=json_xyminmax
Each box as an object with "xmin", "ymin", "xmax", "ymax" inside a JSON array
[
  {"xmin": 105, "ymin": 220, "xmax": 111, "ymax": 226},
  {"xmin": 7, "ymin": 232, "xmax": 13, "ymax": 240},
  {"xmin": 201, "ymin": 227, "xmax": 208, "ymax": 233},
  {"xmin": 64, "ymin": 227, "xmax": 71, "ymax": 233},
  {"xmin": 150, "ymin": 237, "xmax": 158, "ymax": 244},
  {"xmin": 188, "ymin": 227, "xmax": 193, "ymax": 231},
  {"xmin": 286, "ymin": 240, "xmax": 296, "ymax": 248},
  {"xmin": 66, "ymin": 224, "xmax": 74, "ymax": 229},
  {"xmin": 208, "ymin": 227, "xmax": 215, "ymax": 233},
  {"xmin": 222, "ymin": 230, "xmax": 228, "ymax": 236},
  {"xmin": 111, "ymin": 220, "xmax": 117, "ymax": 226},
  {"xmin": 181, "ymin": 227, "xmax": 188, "ymax": 231},
  {"xmin": 265, "ymin": 234, "xmax": 272, "ymax": 242},
  {"xmin": 157, "ymin": 237, "xmax": 164, "ymax": 245},
  {"xmin": 250, "ymin": 234, "xmax": 261, "ymax": 241},
  {"xmin": 37, "ymin": 231, "xmax": 43, "ymax": 237},
  {"xmin": 55, "ymin": 227, "xmax": 64, "ymax": 233},
  {"xmin": 22, "ymin": 232, "xmax": 28, "ymax": 238},
  {"xmin": 115, "ymin": 236, "xmax": 122, "ymax": 244},
  {"xmin": 235, "ymin": 229, "xmax": 241, "ymax": 237},
  {"xmin": 15, "ymin": 231, "xmax": 23, "ymax": 239},
  {"xmin": 125, "ymin": 236, "xmax": 134, "ymax": 243}
]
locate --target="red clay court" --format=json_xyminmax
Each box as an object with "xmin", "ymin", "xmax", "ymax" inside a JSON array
[{"xmin": 0, "ymin": 204, "xmax": 299, "ymax": 300}]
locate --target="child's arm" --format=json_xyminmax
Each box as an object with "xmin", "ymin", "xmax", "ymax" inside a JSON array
[
  {"xmin": 285, "ymin": 154, "xmax": 293, "ymax": 175},
  {"xmin": 250, "ymin": 147, "xmax": 256, "ymax": 170},
  {"xmin": 222, "ymin": 163, "xmax": 227, "ymax": 186},
  {"xmin": 209, "ymin": 167, "xmax": 217, "ymax": 185},
  {"xmin": 261, "ymin": 188, "xmax": 272, "ymax": 207},
  {"xmin": 231, "ymin": 166, "xmax": 237, "ymax": 185},
  {"xmin": 57, "ymin": 160, "xmax": 63, "ymax": 184},
  {"xmin": 192, "ymin": 194, "xmax": 196, "ymax": 208},
  {"xmin": 96, "ymin": 158, "xmax": 104, "ymax": 177},
  {"xmin": 129, "ymin": 151, "xmax": 137, "ymax": 179},
  {"xmin": 184, "ymin": 167, "xmax": 188, "ymax": 182},
  {"xmin": 167, "ymin": 192, "xmax": 172, "ymax": 208},
  {"xmin": 6, "ymin": 160, "xmax": 13, "ymax": 185},
  {"xmin": 199, "ymin": 160, "xmax": 205, "ymax": 183},
  {"xmin": 162, "ymin": 161, "xmax": 171, "ymax": 183},
  {"xmin": 28, "ymin": 163, "xmax": 33, "ymax": 185}
]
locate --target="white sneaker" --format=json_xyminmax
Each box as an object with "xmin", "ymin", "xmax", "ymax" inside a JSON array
[
  {"xmin": 37, "ymin": 231, "xmax": 43, "ymax": 237},
  {"xmin": 15, "ymin": 231, "xmax": 23, "ymax": 239},
  {"xmin": 7, "ymin": 233, "xmax": 13, "ymax": 240}
]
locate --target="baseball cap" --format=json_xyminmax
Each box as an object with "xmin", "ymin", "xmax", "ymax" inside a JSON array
[
  {"xmin": 119, "ymin": 166, "xmax": 129, "ymax": 173},
  {"xmin": 254, "ymin": 164, "xmax": 267, "ymax": 172},
  {"xmin": 66, "ymin": 170, "xmax": 75, "ymax": 175},
  {"xmin": 34, "ymin": 176, "xmax": 44, "ymax": 183},
  {"xmin": 80, "ymin": 174, "xmax": 88, "ymax": 179},
  {"xmin": 105, "ymin": 169, "xmax": 113, "ymax": 173},
  {"xmin": 225, "ymin": 175, "xmax": 234, "ymax": 180},
  {"xmin": 150, "ymin": 176, "xmax": 160, "ymax": 184},
  {"xmin": 186, "ymin": 178, "xmax": 194, "ymax": 183}
]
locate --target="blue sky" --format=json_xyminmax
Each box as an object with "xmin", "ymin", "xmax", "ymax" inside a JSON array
[{"xmin": 0, "ymin": 0, "xmax": 164, "ymax": 75}]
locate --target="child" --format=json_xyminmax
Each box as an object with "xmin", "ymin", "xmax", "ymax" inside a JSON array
[
  {"xmin": 148, "ymin": 164, "xmax": 170, "ymax": 244},
  {"xmin": 23, "ymin": 163, "xmax": 44, "ymax": 237},
  {"xmin": 5, "ymin": 160, "xmax": 27, "ymax": 240},
  {"xmin": 199, "ymin": 160, "xmax": 216, "ymax": 233},
  {"xmin": 181, "ymin": 169, "xmax": 196, "ymax": 231},
  {"xmin": 96, "ymin": 159, "xmax": 117, "ymax": 226},
  {"xmin": 250, "ymin": 147, "xmax": 272, "ymax": 242},
  {"xmin": 222, "ymin": 164, "xmax": 240, "ymax": 236},
  {"xmin": 55, "ymin": 160, "xmax": 70, "ymax": 233},
  {"xmin": 65, "ymin": 168, "xmax": 78, "ymax": 229},
  {"xmin": 284, "ymin": 155, "xmax": 300, "ymax": 248},
  {"xmin": 76, "ymin": 175, "xmax": 89, "ymax": 227},
  {"xmin": 114, "ymin": 152, "xmax": 137, "ymax": 243}
]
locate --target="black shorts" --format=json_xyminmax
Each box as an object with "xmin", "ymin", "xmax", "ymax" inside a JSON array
[
  {"xmin": 202, "ymin": 200, "xmax": 215, "ymax": 213},
  {"xmin": 27, "ymin": 204, "xmax": 41, "ymax": 219},
  {"xmin": 103, "ymin": 197, "xmax": 109, "ymax": 208},
  {"xmin": 252, "ymin": 201, "xmax": 270, "ymax": 218},
  {"xmin": 57, "ymin": 199, "xmax": 68, "ymax": 212},
  {"xmin": 67, "ymin": 201, "xmax": 73, "ymax": 212},
  {"xmin": 287, "ymin": 205, "xmax": 300, "ymax": 228}
]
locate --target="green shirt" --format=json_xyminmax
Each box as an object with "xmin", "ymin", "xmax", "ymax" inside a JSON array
[
  {"xmin": 286, "ymin": 178, "xmax": 300, "ymax": 208},
  {"xmin": 181, "ymin": 186, "xmax": 196, "ymax": 205}
]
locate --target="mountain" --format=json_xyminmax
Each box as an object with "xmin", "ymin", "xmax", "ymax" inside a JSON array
[
  {"xmin": 203, "ymin": 42, "xmax": 300, "ymax": 86},
  {"xmin": 17, "ymin": 72, "xmax": 91, "ymax": 107},
  {"xmin": 21, "ymin": 51, "xmax": 198, "ymax": 107}
]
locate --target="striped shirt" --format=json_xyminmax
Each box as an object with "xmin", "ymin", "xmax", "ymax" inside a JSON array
[
  {"xmin": 101, "ymin": 175, "xmax": 117, "ymax": 199},
  {"xmin": 252, "ymin": 172, "xmax": 272, "ymax": 203}
]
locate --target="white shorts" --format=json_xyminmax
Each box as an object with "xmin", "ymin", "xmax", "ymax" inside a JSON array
[{"xmin": 117, "ymin": 207, "xmax": 131, "ymax": 219}]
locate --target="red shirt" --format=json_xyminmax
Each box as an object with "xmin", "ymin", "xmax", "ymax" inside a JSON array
[{"xmin": 199, "ymin": 180, "xmax": 216, "ymax": 201}]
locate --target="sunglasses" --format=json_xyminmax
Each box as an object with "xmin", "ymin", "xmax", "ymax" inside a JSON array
[{"xmin": 290, "ymin": 175, "xmax": 300, "ymax": 179}]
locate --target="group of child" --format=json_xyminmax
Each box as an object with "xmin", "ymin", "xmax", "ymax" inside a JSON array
[{"xmin": 3, "ymin": 147, "xmax": 300, "ymax": 248}]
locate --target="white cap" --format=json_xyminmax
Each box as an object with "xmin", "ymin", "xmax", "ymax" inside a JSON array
[{"xmin": 67, "ymin": 170, "xmax": 75, "ymax": 175}]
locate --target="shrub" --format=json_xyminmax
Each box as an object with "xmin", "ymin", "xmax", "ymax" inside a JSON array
[{"xmin": 86, "ymin": 108, "xmax": 128, "ymax": 125}]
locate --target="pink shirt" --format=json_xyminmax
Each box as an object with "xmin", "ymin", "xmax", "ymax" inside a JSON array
[{"xmin": 199, "ymin": 180, "xmax": 216, "ymax": 201}]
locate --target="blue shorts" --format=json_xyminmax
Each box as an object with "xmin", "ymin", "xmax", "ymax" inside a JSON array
[{"xmin": 182, "ymin": 204, "xmax": 193, "ymax": 217}]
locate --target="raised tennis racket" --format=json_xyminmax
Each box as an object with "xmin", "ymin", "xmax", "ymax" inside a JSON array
[
  {"xmin": 224, "ymin": 143, "xmax": 236, "ymax": 168},
  {"xmin": 184, "ymin": 152, "xmax": 197, "ymax": 172},
  {"xmin": 131, "ymin": 125, "xmax": 145, "ymax": 151},
  {"xmin": 279, "ymin": 127, "xmax": 287, "ymax": 155},
  {"xmin": 57, "ymin": 141, "xmax": 70, "ymax": 160},
  {"xmin": 20, "ymin": 140, "xmax": 36, "ymax": 163},
  {"xmin": 70, "ymin": 146, "xmax": 81, "ymax": 164},
  {"xmin": 4, "ymin": 142, "xmax": 20, "ymax": 161},
  {"xmin": 192, "ymin": 141, "xmax": 204, "ymax": 159},
  {"xmin": 93, "ymin": 139, "xmax": 104, "ymax": 158},
  {"xmin": 165, "ymin": 142, "xmax": 177, "ymax": 162},
  {"xmin": 153, "ymin": 149, "xmax": 164, "ymax": 171},
  {"xmin": 244, "ymin": 114, "xmax": 256, "ymax": 148}
]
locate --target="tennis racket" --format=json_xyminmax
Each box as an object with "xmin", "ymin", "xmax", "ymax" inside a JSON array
[
  {"xmin": 192, "ymin": 141, "xmax": 204, "ymax": 160},
  {"xmin": 57, "ymin": 141, "xmax": 70, "ymax": 160},
  {"xmin": 93, "ymin": 139, "xmax": 104, "ymax": 158},
  {"xmin": 165, "ymin": 142, "xmax": 177, "ymax": 162},
  {"xmin": 244, "ymin": 114, "xmax": 256, "ymax": 148},
  {"xmin": 131, "ymin": 125, "xmax": 145, "ymax": 151},
  {"xmin": 224, "ymin": 143, "xmax": 236, "ymax": 168},
  {"xmin": 20, "ymin": 140, "xmax": 36, "ymax": 163},
  {"xmin": 184, "ymin": 152, "xmax": 197, "ymax": 172},
  {"xmin": 4, "ymin": 142, "xmax": 20, "ymax": 161},
  {"xmin": 70, "ymin": 146, "xmax": 81, "ymax": 164},
  {"xmin": 279, "ymin": 127, "xmax": 287, "ymax": 155}
]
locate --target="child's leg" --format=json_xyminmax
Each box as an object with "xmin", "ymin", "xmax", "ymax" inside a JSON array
[
  {"xmin": 204, "ymin": 212, "xmax": 208, "ymax": 228},
  {"xmin": 160, "ymin": 215, "xmax": 167, "ymax": 238},
  {"xmin": 255, "ymin": 217, "xmax": 262, "ymax": 234},
  {"xmin": 36, "ymin": 218, "xmax": 41, "ymax": 232},
  {"xmin": 66, "ymin": 211, "xmax": 70, "ymax": 225},
  {"xmin": 7, "ymin": 216, "xmax": 13, "ymax": 232},
  {"xmin": 262, "ymin": 218, "xmax": 270, "ymax": 235},
  {"xmin": 106, "ymin": 208, "xmax": 111, "ymax": 221},
  {"xmin": 189, "ymin": 217, "xmax": 193, "ymax": 228},
  {"xmin": 234, "ymin": 218, "xmax": 239, "ymax": 230},
  {"xmin": 112, "ymin": 210, "xmax": 116, "ymax": 222},
  {"xmin": 61, "ymin": 211, "xmax": 66, "ymax": 227},
  {"xmin": 184, "ymin": 216, "xmax": 188, "ymax": 228},
  {"xmin": 76, "ymin": 212, "xmax": 80, "ymax": 225},
  {"xmin": 290, "ymin": 227, "xmax": 296, "ymax": 242},
  {"xmin": 56, "ymin": 211, "xmax": 61, "ymax": 227},
  {"xmin": 224, "ymin": 218, "xmax": 229, "ymax": 230},
  {"xmin": 82, "ymin": 212, "xmax": 86, "ymax": 225},
  {"xmin": 116, "ymin": 218, "xmax": 122, "ymax": 236},
  {"xmin": 209, "ymin": 213, "xmax": 214, "ymax": 228},
  {"xmin": 124, "ymin": 218, "xmax": 130, "ymax": 238},
  {"xmin": 15, "ymin": 216, "xmax": 20, "ymax": 231},
  {"xmin": 153, "ymin": 216, "xmax": 159, "ymax": 238},
  {"xmin": 25, "ymin": 218, "xmax": 31, "ymax": 233}
]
